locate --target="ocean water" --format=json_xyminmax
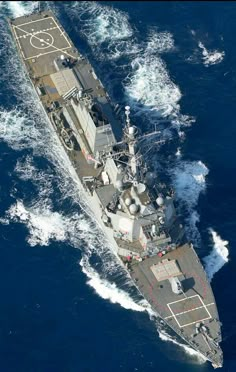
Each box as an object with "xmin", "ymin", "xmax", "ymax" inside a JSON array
[{"xmin": 0, "ymin": 1, "xmax": 235, "ymax": 371}]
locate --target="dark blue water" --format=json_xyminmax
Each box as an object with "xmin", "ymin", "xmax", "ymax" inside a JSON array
[{"xmin": 0, "ymin": 1, "xmax": 235, "ymax": 371}]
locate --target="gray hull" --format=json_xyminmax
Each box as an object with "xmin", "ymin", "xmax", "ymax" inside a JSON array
[{"xmin": 8, "ymin": 10, "xmax": 223, "ymax": 368}]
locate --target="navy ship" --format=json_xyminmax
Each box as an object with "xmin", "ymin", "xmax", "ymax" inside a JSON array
[{"xmin": 8, "ymin": 9, "xmax": 223, "ymax": 368}]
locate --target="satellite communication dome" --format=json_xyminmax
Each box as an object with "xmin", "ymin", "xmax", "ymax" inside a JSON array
[
  {"xmin": 156, "ymin": 196, "xmax": 164, "ymax": 206},
  {"xmin": 125, "ymin": 197, "xmax": 132, "ymax": 206},
  {"xmin": 137, "ymin": 183, "xmax": 146, "ymax": 194},
  {"xmin": 129, "ymin": 203, "xmax": 138, "ymax": 215}
]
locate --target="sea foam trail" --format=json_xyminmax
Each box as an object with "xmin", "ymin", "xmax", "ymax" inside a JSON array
[
  {"xmin": 124, "ymin": 29, "xmax": 180, "ymax": 120},
  {"xmin": 66, "ymin": 1, "xmax": 134, "ymax": 60},
  {"xmin": 3, "ymin": 197, "xmax": 152, "ymax": 314},
  {"xmin": 64, "ymin": 2, "xmax": 194, "ymax": 131},
  {"xmin": 0, "ymin": 0, "xmax": 226, "ymax": 359},
  {"xmin": 0, "ymin": 0, "xmax": 157, "ymax": 335},
  {"xmin": 169, "ymin": 160, "xmax": 208, "ymax": 246},
  {"xmin": 198, "ymin": 41, "xmax": 225, "ymax": 67},
  {"xmin": 158, "ymin": 330, "xmax": 207, "ymax": 364},
  {"xmin": 123, "ymin": 30, "xmax": 195, "ymax": 133},
  {"xmin": 6, "ymin": 1, "xmax": 38, "ymax": 18},
  {"xmin": 146, "ymin": 29, "xmax": 175, "ymax": 54},
  {"xmin": 79, "ymin": 256, "xmax": 148, "ymax": 312},
  {"xmin": 203, "ymin": 229, "xmax": 229, "ymax": 282}
]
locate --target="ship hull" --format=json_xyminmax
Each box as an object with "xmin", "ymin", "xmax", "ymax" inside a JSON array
[{"xmin": 8, "ymin": 10, "xmax": 223, "ymax": 368}]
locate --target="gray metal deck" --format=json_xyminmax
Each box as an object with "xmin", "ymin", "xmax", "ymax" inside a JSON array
[
  {"xmin": 9, "ymin": 10, "xmax": 223, "ymax": 368},
  {"xmin": 130, "ymin": 244, "xmax": 222, "ymax": 365}
]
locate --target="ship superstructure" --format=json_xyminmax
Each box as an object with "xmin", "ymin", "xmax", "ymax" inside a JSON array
[{"xmin": 8, "ymin": 10, "xmax": 223, "ymax": 368}]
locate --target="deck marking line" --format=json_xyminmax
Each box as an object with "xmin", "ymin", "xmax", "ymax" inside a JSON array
[
  {"xmin": 13, "ymin": 23, "xmax": 74, "ymax": 59},
  {"xmin": 167, "ymin": 303, "xmax": 181, "ymax": 328},
  {"xmin": 13, "ymin": 16, "xmax": 56, "ymax": 28},
  {"xmin": 164, "ymin": 302, "xmax": 215, "ymax": 320}
]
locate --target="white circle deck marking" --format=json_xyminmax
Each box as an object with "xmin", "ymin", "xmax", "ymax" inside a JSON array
[{"xmin": 30, "ymin": 31, "xmax": 54, "ymax": 50}]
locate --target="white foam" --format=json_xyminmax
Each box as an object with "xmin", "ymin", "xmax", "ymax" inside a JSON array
[
  {"xmin": 0, "ymin": 109, "xmax": 43, "ymax": 151},
  {"xmin": 7, "ymin": 1, "xmax": 38, "ymax": 18},
  {"xmin": 175, "ymin": 147, "xmax": 182, "ymax": 158},
  {"xmin": 125, "ymin": 53, "xmax": 181, "ymax": 118},
  {"xmin": 67, "ymin": 1, "xmax": 133, "ymax": 60},
  {"xmin": 170, "ymin": 160, "xmax": 208, "ymax": 245},
  {"xmin": 3, "ymin": 196, "xmax": 154, "ymax": 314},
  {"xmin": 6, "ymin": 200, "xmax": 69, "ymax": 246},
  {"xmin": 0, "ymin": 2, "xmax": 223, "ymax": 358},
  {"xmin": 158, "ymin": 330, "xmax": 207, "ymax": 364},
  {"xmin": 124, "ymin": 32, "xmax": 195, "ymax": 131},
  {"xmin": 203, "ymin": 228, "xmax": 229, "ymax": 282},
  {"xmin": 170, "ymin": 160, "xmax": 208, "ymax": 209},
  {"xmin": 198, "ymin": 41, "xmax": 225, "ymax": 67},
  {"xmin": 79, "ymin": 256, "xmax": 147, "ymax": 312},
  {"xmin": 146, "ymin": 30, "xmax": 175, "ymax": 54}
]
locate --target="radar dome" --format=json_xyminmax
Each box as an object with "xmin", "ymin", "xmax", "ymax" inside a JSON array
[
  {"xmin": 156, "ymin": 196, "xmax": 164, "ymax": 206},
  {"xmin": 125, "ymin": 197, "xmax": 132, "ymax": 206},
  {"xmin": 137, "ymin": 183, "xmax": 146, "ymax": 194},
  {"xmin": 129, "ymin": 203, "xmax": 139, "ymax": 215},
  {"xmin": 102, "ymin": 215, "xmax": 109, "ymax": 223}
]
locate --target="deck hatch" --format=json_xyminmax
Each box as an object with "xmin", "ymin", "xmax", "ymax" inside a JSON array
[{"xmin": 150, "ymin": 259, "xmax": 182, "ymax": 282}]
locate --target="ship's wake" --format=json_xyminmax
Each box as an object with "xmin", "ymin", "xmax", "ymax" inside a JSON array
[
  {"xmin": 203, "ymin": 228, "xmax": 229, "ymax": 282},
  {"xmin": 158, "ymin": 329, "xmax": 207, "ymax": 364},
  {"xmin": 0, "ymin": 0, "xmax": 228, "ymax": 365},
  {"xmin": 169, "ymin": 160, "xmax": 209, "ymax": 247}
]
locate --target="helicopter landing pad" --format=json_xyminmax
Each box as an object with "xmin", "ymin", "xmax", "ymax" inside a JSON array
[{"xmin": 12, "ymin": 16, "xmax": 72, "ymax": 60}]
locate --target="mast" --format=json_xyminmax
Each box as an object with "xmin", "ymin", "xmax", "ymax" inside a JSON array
[{"xmin": 124, "ymin": 106, "xmax": 139, "ymax": 184}]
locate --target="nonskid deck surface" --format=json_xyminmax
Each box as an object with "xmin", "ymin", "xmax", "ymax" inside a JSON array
[
  {"xmin": 130, "ymin": 244, "xmax": 222, "ymax": 363},
  {"xmin": 9, "ymin": 10, "xmax": 223, "ymax": 369},
  {"xmin": 11, "ymin": 13, "xmax": 77, "ymax": 65}
]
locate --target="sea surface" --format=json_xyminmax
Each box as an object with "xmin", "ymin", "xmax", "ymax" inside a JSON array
[{"xmin": 0, "ymin": 1, "xmax": 235, "ymax": 371}]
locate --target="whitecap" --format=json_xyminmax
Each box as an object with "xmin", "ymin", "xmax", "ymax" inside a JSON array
[
  {"xmin": 6, "ymin": 200, "xmax": 69, "ymax": 246},
  {"xmin": 170, "ymin": 160, "xmax": 208, "ymax": 209},
  {"xmin": 66, "ymin": 1, "xmax": 133, "ymax": 60},
  {"xmin": 203, "ymin": 228, "xmax": 229, "ymax": 281},
  {"xmin": 198, "ymin": 41, "xmax": 225, "ymax": 67},
  {"xmin": 169, "ymin": 160, "xmax": 209, "ymax": 245},
  {"xmin": 123, "ymin": 32, "xmax": 195, "ymax": 131},
  {"xmin": 6, "ymin": 1, "xmax": 38, "ymax": 18},
  {"xmin": 146, "ymin": 30, "xmax": 175, "ymax": 54},
  {"xmin": 124, "ymin": 53, "xmax": 181, "ymax": 119}
]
